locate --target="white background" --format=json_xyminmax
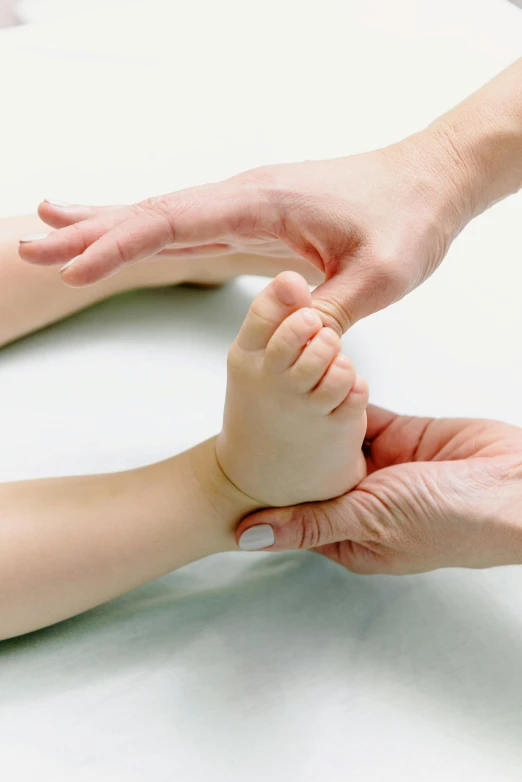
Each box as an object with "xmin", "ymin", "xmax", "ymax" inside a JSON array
[{"xmin": 0, "ymin": 1, "xmax": 522, "ymax": 780}]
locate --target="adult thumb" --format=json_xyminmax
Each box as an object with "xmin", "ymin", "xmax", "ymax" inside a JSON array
[
  {"xmin": 311, "ymin": 261, "xmax": 403, "ymax": 335},
  {"xmin": 236, "ymin": 493, "xmax": 369, "ymax": 552}
]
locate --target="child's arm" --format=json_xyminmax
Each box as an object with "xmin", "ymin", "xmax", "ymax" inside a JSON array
[{"xmin": 0, "ymin": 438, "xmax": 259, "ymax": 640}]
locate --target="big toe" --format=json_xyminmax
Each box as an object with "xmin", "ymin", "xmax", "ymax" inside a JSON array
[{"xmin": 236, "ymin": 272, "xmax": 312, "ymax": 351}]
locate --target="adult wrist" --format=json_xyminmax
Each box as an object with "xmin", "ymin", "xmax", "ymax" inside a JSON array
[
  {"xmin": 474, "ymin": 458, "xmax": 522, "ymax": 569},
  {"xmin": 428, "ymin": 115, "xmax": 521, "ymax": 224},
  {"xmin": 496, "ymin": 469, "xmax": 522, "ymax": 568},
  {"xmin": 427, "ymin": 59, "xmax": 522, "ymax": 225},
  {"xmin": 390, "ymin": 126, "xmax": 477, "ymax": 251}
]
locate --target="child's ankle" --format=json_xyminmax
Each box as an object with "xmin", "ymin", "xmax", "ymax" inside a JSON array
[{"xmin": 188, "ymin": 437, "xmax": 264, "ymax": 543}]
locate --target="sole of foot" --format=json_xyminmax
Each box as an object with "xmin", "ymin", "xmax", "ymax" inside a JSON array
[{"xmin": 216, "ymin": 271, "xmax": 368, "ymax": 507}]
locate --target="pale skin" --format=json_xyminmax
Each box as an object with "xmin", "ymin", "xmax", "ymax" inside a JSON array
[
  {"xmin": 0, "ymin": 0, "xmax": 17, "ymax": 28},
  {"xmin": 17, "ymin": 57, "xmax": 522, "ymax": 576},
  {"xmin": 1, "ymin": 54, "xmax": 518, "ymax": 628},
  {"xmin": 2, "ymin": 212, "xmax": 322, "ymax": 347},
  {"xmin": 18, "ymin": 59, "xmax": 522, "ymax": 332},
  {"xmin": 240, "ymin": 411, "xmax": 522, "ymax": 574},
  {"xmin": 0, "ymin": 271, "xmax": 368, "ymax": 639}
]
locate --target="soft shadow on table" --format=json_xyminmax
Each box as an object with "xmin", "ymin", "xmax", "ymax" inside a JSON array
[
  {"xmin": 0, "ymin": 275, "xmax": 369, "ymax": 375},
  {"xmin": 2, "ymin": 552, "xmax": 522, "ymax": 758},
  {"xmin": 1, "ymin": 279, "xmax": 256, "ymax": 360}
]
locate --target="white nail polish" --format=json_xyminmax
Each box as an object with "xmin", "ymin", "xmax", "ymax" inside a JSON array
[
  {"xmin": 60, "ymin": 256, "xmax": 80, "ymax": 272},
  {"xmin": 239, "ymin": 525, "xmax": 275, "ymax": 551},
  {"xmin": 19, "ymin": 233, "xmax": 49, "ymax": 243},
  {"xmin": 45, "ymin": 198, "xmax": 72, "ymax": 207}
]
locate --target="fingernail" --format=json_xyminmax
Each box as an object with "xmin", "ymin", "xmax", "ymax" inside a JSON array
[
  {"xmin": 302, "ymin": 308, "xmax": 318, "ymax": 325},
  {"xmin": 238, "ymin": 525, "xmax": 275, "ymax": 551},
  {"xmin": 60, "ymin": 256, "xmax": 80, "ymax": 272},
  {"xmin": 45, "ymin": 198, "xmax": 72, "ymax": 207},
  {"xmin": 19, "ymin": 233, "xmax": 49, "ymax": 243}
]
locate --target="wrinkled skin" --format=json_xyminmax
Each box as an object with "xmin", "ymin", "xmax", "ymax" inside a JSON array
[
  {"xmin": 238, "ymin": 406, "xmax": 522, "ymax": 574},
  {"xmin": 21, "ymin": 130, "xmax": 466, "ymax": 335}
]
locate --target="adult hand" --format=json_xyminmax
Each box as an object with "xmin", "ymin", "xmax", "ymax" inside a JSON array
[
  {"xmin": 20, "ymin": 59, "xmax": 522, "ymax": 333},
  {"xmin": 236, "ymin": 406, "xmax": 522, "ymax": 574},
  {"xmin": 19, "ymin": 127, "xmax": 470, "ymax": 335}
]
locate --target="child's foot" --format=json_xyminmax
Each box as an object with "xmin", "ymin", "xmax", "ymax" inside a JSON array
[{"xmin": 216, "ymin": 272, "xmax": 368, "ymax": 507}]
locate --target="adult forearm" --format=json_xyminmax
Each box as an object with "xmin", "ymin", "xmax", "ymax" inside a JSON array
[{"xmin": 430, "ymin": 57, "xmax": 522, "ymax": 225}]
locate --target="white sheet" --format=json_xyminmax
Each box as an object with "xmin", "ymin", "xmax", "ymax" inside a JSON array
[{"xmin": 1, "ymin": 1, "xmax": 522, "ymax": 779}]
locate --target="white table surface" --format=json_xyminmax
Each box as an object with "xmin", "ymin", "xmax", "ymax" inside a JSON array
[{"xmin": 1, "ymin": 1, "xmax": 522, "ymax": 780}]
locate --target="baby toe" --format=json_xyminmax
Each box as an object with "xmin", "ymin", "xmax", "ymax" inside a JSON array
[
  {"xmin": 235, "ymin": 272, "xmax": 312, "ymax": 352},
  {"xmin": 287, "ymin": 327, "xmax": 341, "ymax": 392},
  {"xmin": 264, "ymin": 308, "xmax": 323, "ymax": 374},
  {"xmin": 310, "ymin": 354, "xmax": 356, "ymax": 413},
  {"xmin": 332, "ymin": 375, "xmax": 369, "ymax": 418}
]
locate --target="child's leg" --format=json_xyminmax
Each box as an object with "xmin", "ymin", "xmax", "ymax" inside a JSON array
[
  {"xmin": 0, "ymin": 273, "xmax": 366, "ymax": 640},
  {"xmin": 2, "ymin": 213, "xmax": 232, "ymax": 346},
  {"xmin": 0, "ymin": 440, "xmax": 253, "ymax": 640},
  {"xmin": 6, "ymin": 204, "xmax": 321, "ymax": 346}
]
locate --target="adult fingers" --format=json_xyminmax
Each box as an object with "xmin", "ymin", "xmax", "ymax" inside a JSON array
[
  {"xmin": 23, "ymin": 182, "xmax": 269, "ymax": 287},
  {"xmin": 38, "ymin": 200, "xmax": 233, "ymax": 260},
  {"xmin": 19, "ymin": 203, "xmax": 142, "ymax": 268},
  {"xmin": 37, "ymin": 200, "xmax": 123, "ymax": 229}
]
